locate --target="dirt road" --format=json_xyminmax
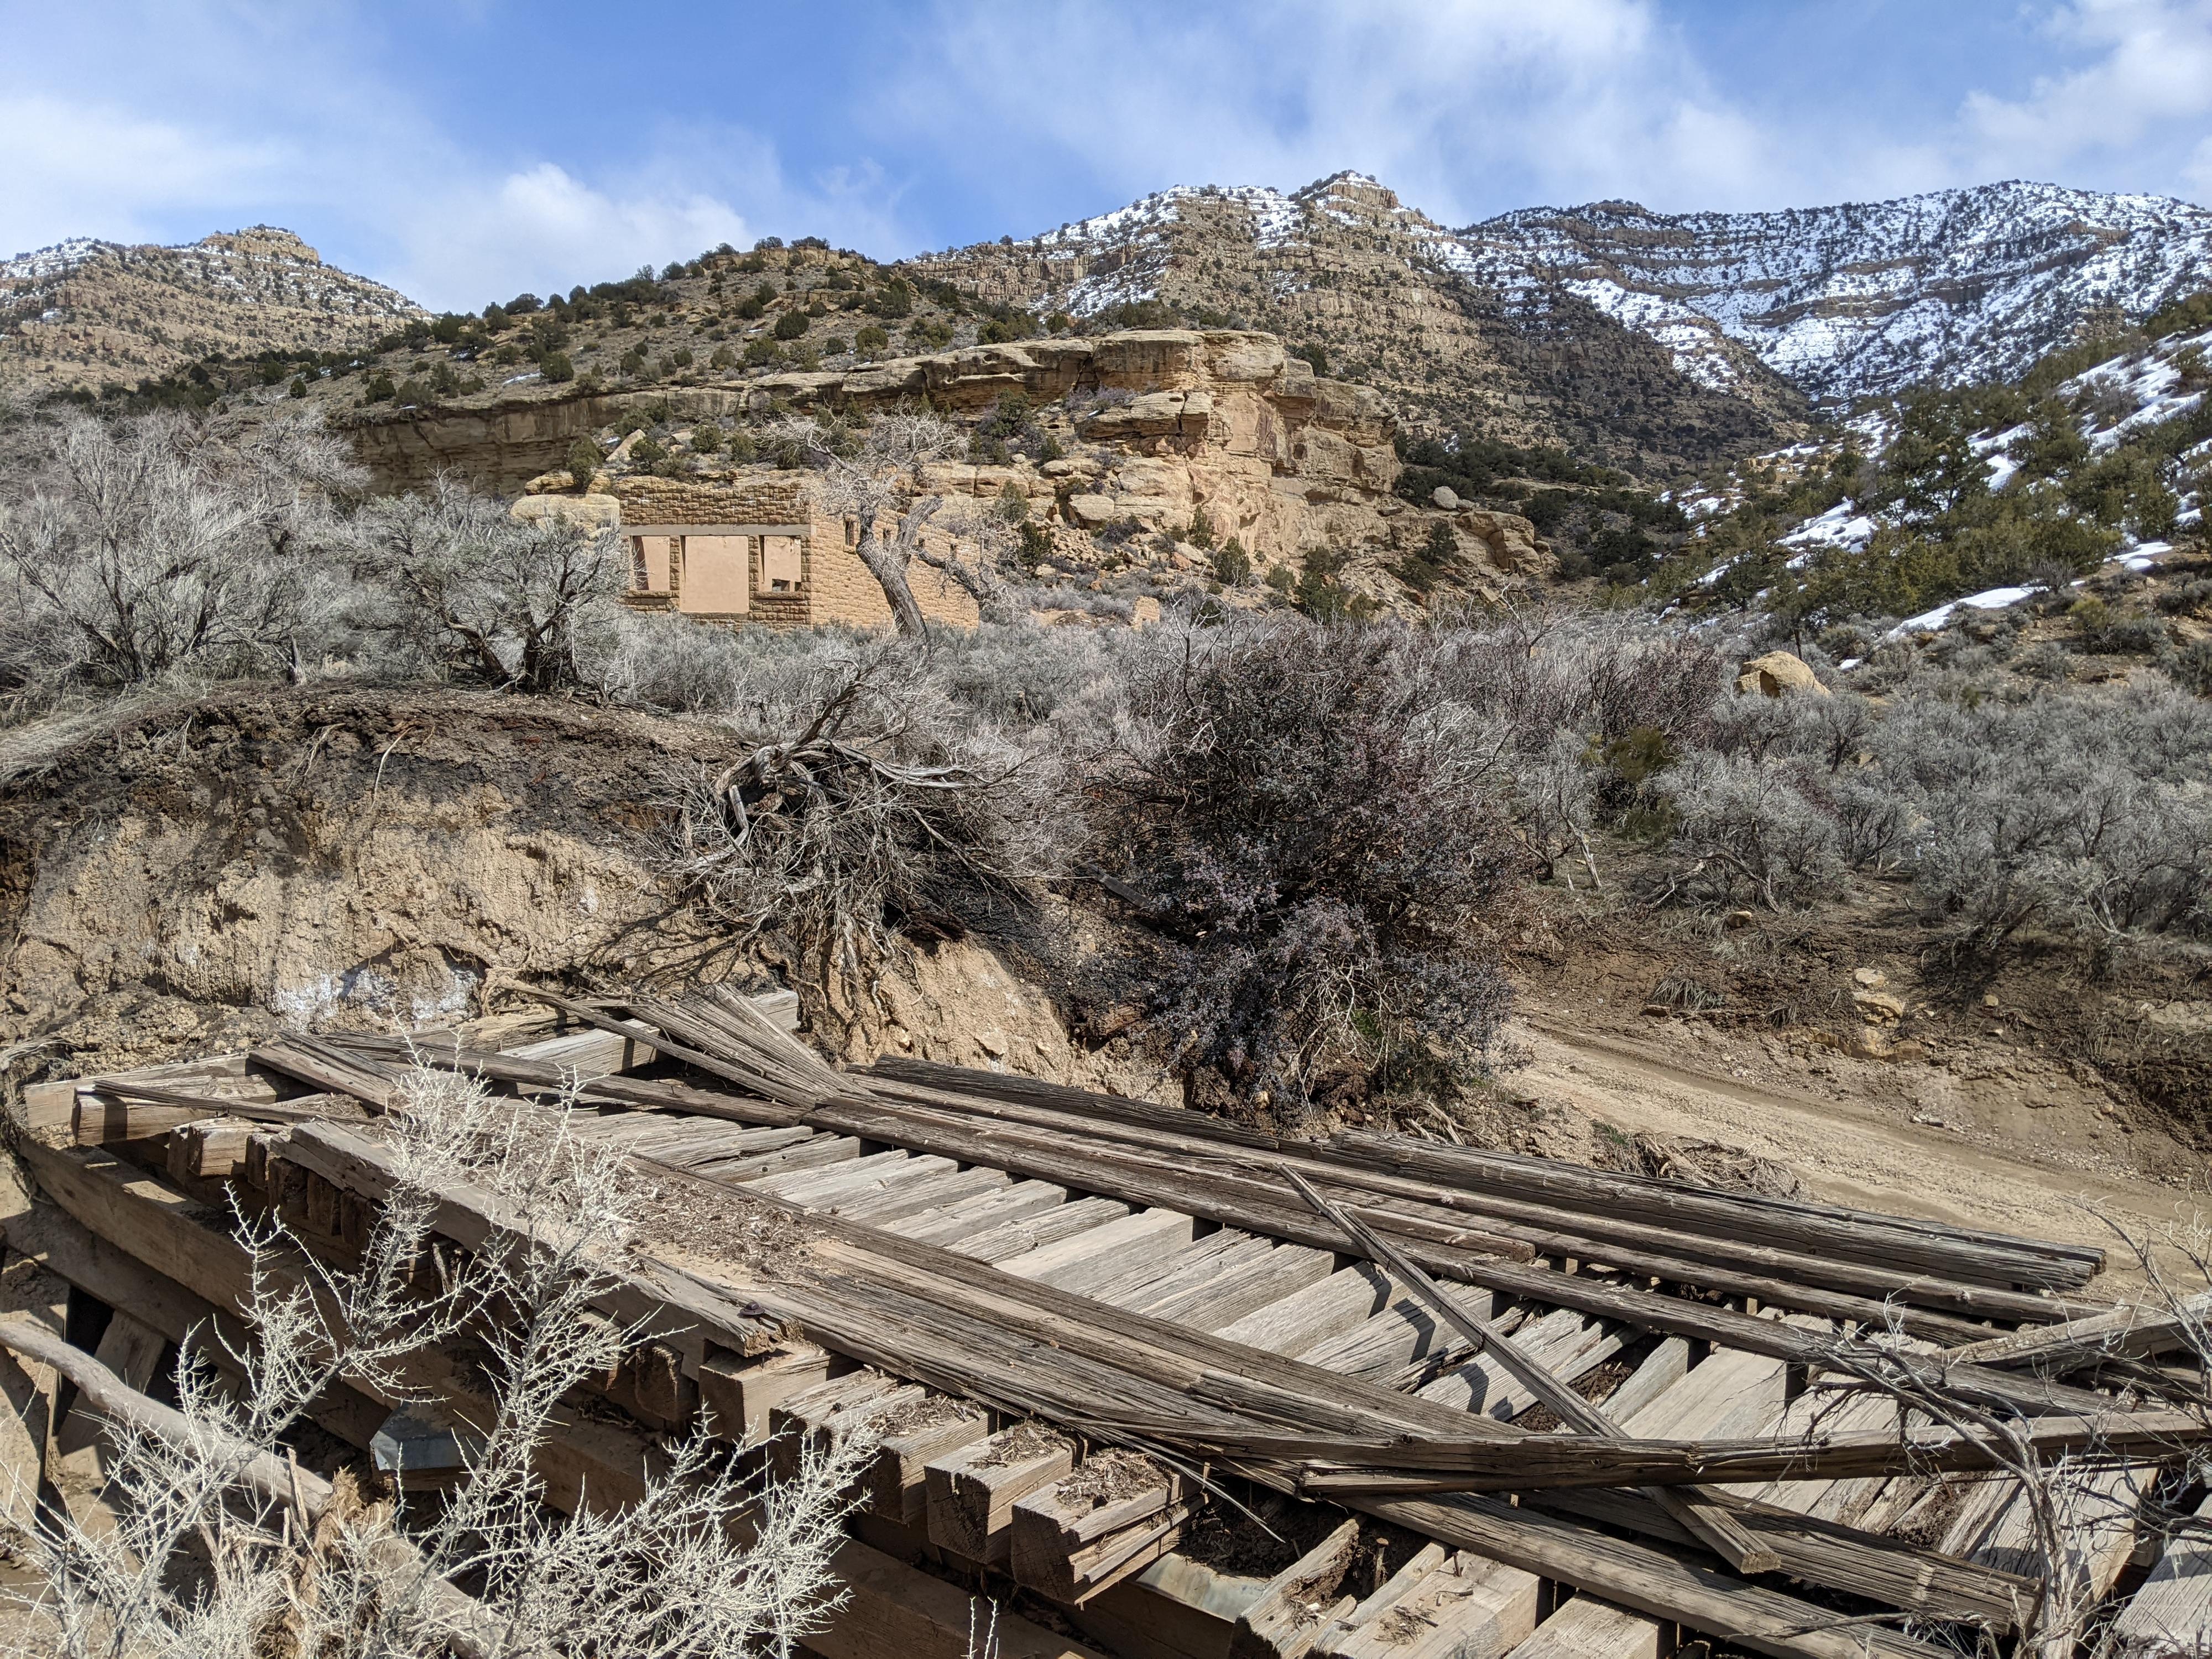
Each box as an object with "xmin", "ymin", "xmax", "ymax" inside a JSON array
[{"xmin": 1519, "ymin": 1019, "xmax": 2206, "ymax": 1295}]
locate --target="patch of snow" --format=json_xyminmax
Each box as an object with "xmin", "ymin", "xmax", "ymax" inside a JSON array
[
  {"xmin": 1781, "ymin": 502, "xmax": 1875, "ymax": 550},
  {"xmin": 1880, "ymin": 585, "xmax": 2036, "ymax": 643}
]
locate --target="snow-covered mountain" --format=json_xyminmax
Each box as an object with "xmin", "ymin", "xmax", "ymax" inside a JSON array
[
  {"xmin": 918, "ymin": 175, "xmax": 2212, "ymax": 439},
  {"xmin": 1463, "ymin": 182, "xmax": 2212, "ymax": 408},
  {"xmin": 0, "ymin": 226, "xmax": 422, "ymax": 391}
]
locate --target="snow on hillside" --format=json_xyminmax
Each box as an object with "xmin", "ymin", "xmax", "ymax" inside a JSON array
[
  {"xmin": 995, "ymin": 174, "xmax": 2212, "ymax": 412},
  {"xmin": 1690, "ymin": 321, "xmax": 2209, "ymax": 633},
  {"xmin": 1464, "ymin": 184, "xmax": 2212, "ymax": 408}
]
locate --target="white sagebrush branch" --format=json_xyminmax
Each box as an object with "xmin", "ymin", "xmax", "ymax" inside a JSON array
[{"xmin": 0, "ymin": 1316, "xmax": 521, "ymax": 1659}]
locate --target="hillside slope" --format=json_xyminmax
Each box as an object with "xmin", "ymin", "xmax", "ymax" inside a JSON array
[
  {"xmin": 1466, "ymin": 181, "xmax": 2212, "ymax": 409},
  {"xmin": 910, "ymin": 173, "xmax": 1807, "ymax": 474},
  {"xmin": 0, "ymin": 227, "xmax": 423, "ymax": 392},
  {"xmin": 914, "ymin": 174, "xmax": 2212, "ymax": 458}
]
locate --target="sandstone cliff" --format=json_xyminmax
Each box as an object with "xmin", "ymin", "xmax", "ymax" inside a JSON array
[{"xmin": 482, "ymin": 327, "xmax": 1546, "ymax": 594}]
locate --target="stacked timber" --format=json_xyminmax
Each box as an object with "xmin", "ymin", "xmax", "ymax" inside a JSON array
[{"xmin": 4, "ymin": 983, "xmax": 2207, "ymax": 1659}]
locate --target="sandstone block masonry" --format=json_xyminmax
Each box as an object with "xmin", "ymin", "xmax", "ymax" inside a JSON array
[{"xmin": 604, "ymin": 473, "xmax": 979, "ymax": 632}]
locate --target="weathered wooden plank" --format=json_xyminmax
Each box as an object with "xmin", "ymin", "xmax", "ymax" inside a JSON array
[
  {"xmin": 1216, "ymin": 1266, "xmax": 1397, "ymax": 1357},
  {"xmin": 836, "ymin": 1165, "xmax": 1009, "ymax": 1225},
  {"xmin": 1084, "ymin": 1230, "xmax": 1272, "ymax": 1313},
  {"xmin": 743, "ymin": 1149, "xmax": 928, "ymax": 1201},
  {"xmin": 1357, "ymin": 1493, "xmax": 1948, "ymax": 1659},
  {"xmin": 696, "ymin": 1342, "xmax": 837, "ymax": 1444},
  {"xmin": 1311, "ymin": 1542, "xmax": 1448, "ymax": 1658},
  {"xmin": 2111, "ymin": 1491, "xmax": 2212, "ymax": 1656},
  {"xmin": 13, "ymin": 1137, "xmax": 1088, "ymax": 1659},
  {"xmin": 167, "ymin": 1115, "xmax": 258, "ymax": 1180},
  {"xmin": 887, "ymin": 1178, "xmax": 1072, "ymax": 1246},
  {"xmin": 1229, "ymin": 1516, "xmax": 1361, "ymax": 1659},
  {"xmin": 1011, "ymin": 1457, "xmax": 1191, "ymax": 1603},
  {"xmin": 1502, "ymin": 1595, "xmax": 1663, "ymax": 1659},
  {"xmin": 999, "ymin": 1209, "xmax": 1201, "ymax": 1296},
  {"xmin": 1281, "ymin": 1167, "xmax": 1772, "ymax": 1577},
  {"xmin": 1298, "ymin": 1282, "xmax": 1500, "ymax": 1384},
  {"xmin": 1329, "ymin": 1553, "xmax": 1539, "ymax": 1659},
  {"xmin": 1594, "ymin": 1338, "xmax": 1688, "ymax": 1428},
  {"xmin": 1142, "ymin": 1241, "xmax": 1338, "ymax": 1334},
  {"xmin": 1622, "ymin": 1347, "xmax": 1789, "ymax": 1441},
  {"xmin": 768, "ymin": 1371, "xmax": 920, "ymax": 1486},
  {"xmin": 926, "ymin": 1426, "xmax": 1076, "ymax": 1565},
  {"xmin": 953, "ymin": 1196, "xmax": 1135, "ymax": 1265},
  {"xmin": 863, "ymin": 1396, "xmax": 990, "ymax": 1526},
  {"xmin": 864, "ymin": 1056, "xmax": 2105, "ymax": 1292}
]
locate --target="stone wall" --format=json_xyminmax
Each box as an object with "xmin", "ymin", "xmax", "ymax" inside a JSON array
[{"xmin": 605, "ymin": 476, "xmax": 978, "ymax": 631}]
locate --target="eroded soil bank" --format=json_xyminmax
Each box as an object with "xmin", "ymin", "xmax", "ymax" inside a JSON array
[{"xmin": 3, "ymin": 686, "xmax": 2203, "ymax": 1278}]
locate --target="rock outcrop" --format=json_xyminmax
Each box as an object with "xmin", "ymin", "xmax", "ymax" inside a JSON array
[{"xmin": 361, "ymin": 328, "xmax": 1543, "ymax": 589}]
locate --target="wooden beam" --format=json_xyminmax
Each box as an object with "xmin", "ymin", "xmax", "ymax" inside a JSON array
[
  {"xmin": 1228, "ymin": 1516, "xmax": 1361, "ymax": 1659},
  {"xmin": 12, "ymin": 1134, "xmax": 1100, "ymax": 1659},
  {"xmin": 1279, "ymin": 1166, "xmax": 1776, "ymax": 1577},
  {"xmin": 926, "ymin": 1426, "xmax": 1075, "ymax": 1565}
]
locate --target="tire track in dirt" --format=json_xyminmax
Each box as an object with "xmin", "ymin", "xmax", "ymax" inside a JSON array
[{"xmin": 1519, "ymin": 1021, "xmax": 2206, "ymax": 1293}]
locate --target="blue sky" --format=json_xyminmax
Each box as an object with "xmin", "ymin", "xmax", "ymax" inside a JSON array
[{"xmin": 8, "ymin": 1, "xmax": 2212, "ymax": 311}]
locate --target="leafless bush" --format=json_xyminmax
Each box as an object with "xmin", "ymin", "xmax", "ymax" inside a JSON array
[
  {"xmin": 348, "ymin": 478, "xmax": 625, "ymax": 693},
  {"xmin": 662, "ymin": 643, "xmax": 1067, "ymax": 1001},
  {"xmin": 598, "ymin": 609, "xmax": 763, "ymax": 714},
  {"xmin": 1430, "ymin": 609, "xmax": 1731, "ymax": 755},
  {"xmin": 0, "ymin": 408, "xmax": 363, "ymax": 708},
  {"xmin": 1087, "ymin": 618, "xmax": 1527, "ymax": 1120},
  {"xmin": 2, "ymin": 1066, "xmax": 865, "ymax": 1658},
  {"xmin": 1652, "ymin": 750, "xmax": 1847, "ymax": 911},
  {"xmin": 1876, "ymin": 684, "xmax": 2212, "ymax": 950}
]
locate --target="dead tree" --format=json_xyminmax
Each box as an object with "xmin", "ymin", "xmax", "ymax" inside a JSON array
[{"xmin": 766, "ymin": 414, "xmax": 963, "ymax": 639}]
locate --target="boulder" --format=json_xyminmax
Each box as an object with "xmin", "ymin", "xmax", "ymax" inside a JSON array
[
  {"xmin": 1432, "ymin": 485, "xmax": 1461, "ymax": 510},
  {"xmin": 510, "ymin": 493, "xmax": 622, "ymax": 532},
  {"xmin": 1735, "ymin": 650, "xmax": 1831, "ymax": 698},
  {"xmin": 1066, "ymin": 494, "xmax": 1118, "ymax": 530}
]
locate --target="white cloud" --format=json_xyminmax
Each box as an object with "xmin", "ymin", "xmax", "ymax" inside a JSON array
[
  {"xmin": 0, "ymin": 91, "xmax": 284, "ymax": 253},
  {"xmin": 895, "ymin": 0, "xmax": 1781, "ymax": 222},
  {"xmin": 1957, "ymin": 0, "xmax": 2212, "ymax": 179},
  {"xmin": 385, "ymin": 164, "xmax": 751, "ymax": 308}
]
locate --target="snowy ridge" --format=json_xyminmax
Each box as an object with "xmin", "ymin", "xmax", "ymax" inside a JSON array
[
  {"xmin": 1, "ymin": 228, "xmax": 421, "ymax": 324},
  {"xmin": 979, "ymin": 173, "xmax": 2212, "ymax": 410},
  {"xmin": 1460, "ymin": 182, "xmax": 2212, "ymax": 406}
]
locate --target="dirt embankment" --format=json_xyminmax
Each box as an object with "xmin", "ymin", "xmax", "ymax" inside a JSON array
[
  {"xmin": 0, "ymin": 687, "xmax": 1140, "ymax": 1097},
  {"xmin": 1497, "ymin": 903, "xmax": 2212, "ymax": 1284},
  {"xmin": 4, "ymin": 688, "xmax": 2205, "ymax": 1281},
  {"xmin": 0, "ymin": 687, "xmax": 728, "ymax": 1076}
]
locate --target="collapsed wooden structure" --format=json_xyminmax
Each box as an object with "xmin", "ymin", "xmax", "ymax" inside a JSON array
[{"xmin": 6, "ymin": 985, "xmax": 2210, "ymax": 1659}]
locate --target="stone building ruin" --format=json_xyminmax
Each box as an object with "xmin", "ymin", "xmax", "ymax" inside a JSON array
[{"xmin": 608, "ymin": 473, "xmax": 980, "ymax": 630}]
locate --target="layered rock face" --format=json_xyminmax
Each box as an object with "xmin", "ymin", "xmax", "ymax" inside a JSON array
[
  {"xmin": 0, "ymin": 227, "xmax": 422, "ymax": 390},
  {"xmin": 1463, "ymin": 182, "xmax": 2212, "ymax": 406},
  {"xmin": 910, "ymin": 173, "xmax": 1808, "ymax": 473},
  {"xmin": 759, "ymin": 327, "xmax": 1542, "ymax": 584},
  {"xmin": 483, "ymin": 327, "xmax": 1543, "ymax": 592}
]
